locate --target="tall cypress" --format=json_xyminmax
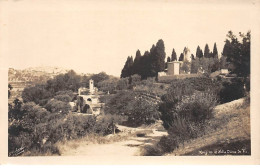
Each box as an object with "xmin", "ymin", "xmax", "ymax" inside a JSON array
[
  {"xmin": 140, "ymin": 51, "xmax": 151, "ymax": 79},
  {"xmin": 204, "ymin": 44, "xmax": 210, "ymax": 58},
  {"xmin": 179, "ymin": 53, "xmax": 184, "ymax": 61},
  {"xmin": 213, "ymin": 43, "xmax": 218, "ymax": 58},
  {"xmin": 196, "ymin": 46, "xmax": 203, "ymax": 58},
  {"xmin": 150, "ymin": 39, "xmax": 166, "ymax": 76},
  {"xmin": 171, "ymin": 48, "xmax": 177, "ymax": 61},
  {"xmin": 133, "ymin": 49, "xmax": 142, "ymax": 75},
  {"xmin": 120, "ymin": 56, "xmax": 134, "ymax": 78}
]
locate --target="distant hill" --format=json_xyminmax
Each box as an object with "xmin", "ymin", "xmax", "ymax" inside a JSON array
[{"xmin": 8, "ymin": 66, "xmax": 71, "ymax": 84}]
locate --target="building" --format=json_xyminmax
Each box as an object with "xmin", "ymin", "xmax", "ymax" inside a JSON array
[
  {"xmin": 158, "ymin": 61, "xmax": 181, "ymax": 77},
  {"xmin": 167, "ymin": 61, "xmax": 181, "ymax": 75},
  {"xmin": 89, "ymin": 79, "xmax": 94, "ymax": 94}
]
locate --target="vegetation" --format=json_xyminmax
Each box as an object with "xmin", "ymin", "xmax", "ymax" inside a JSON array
[
  {"xmin": 8, "ymin": 30, "xmax": 250, "ymax": 156},
  {"xmin": 121, "ymin": 39, "xmax": 166, "ymax": 79},
  {"xmin": 104, "ymin": 90, "xmax": 160, "ymax": 127},
  {"xmin": 222, "ymin": 31, "xmax": 250, "ymax": 77}
]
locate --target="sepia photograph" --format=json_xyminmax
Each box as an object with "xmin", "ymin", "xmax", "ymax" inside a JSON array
[{"xmin": 1, "ymin": 0, "xmax": 260, "ymax": 165}]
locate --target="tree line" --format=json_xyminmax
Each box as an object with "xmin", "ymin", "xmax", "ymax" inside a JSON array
[{"xmin": 121, "ymin": 31, "xmax": 250, "ymax": 79}]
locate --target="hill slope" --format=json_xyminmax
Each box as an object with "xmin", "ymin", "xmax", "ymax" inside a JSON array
[{"xmin": 168, "ymin": 98, "xmax": 250, "ymax": 156}]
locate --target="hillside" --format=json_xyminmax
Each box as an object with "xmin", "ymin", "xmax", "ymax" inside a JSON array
[
  {"xmin": 168, "ymin": 98, "xmax": 250, "ymax": 156},
  {"xmin": 54, "ymin": 98, "xmax": 250, "ymax": 156},
  {"xmin": 8, "ymin": 66, "xmax": 71, "ymax": 83},
  {"xmin": 8, "ymin": 66, "xmax": 71, "ymax": 103}
]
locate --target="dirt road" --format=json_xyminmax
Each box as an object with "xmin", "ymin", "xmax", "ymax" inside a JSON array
[{"xmin": 59, "ymin": 125, "xmax": 167, "ymax": 156}]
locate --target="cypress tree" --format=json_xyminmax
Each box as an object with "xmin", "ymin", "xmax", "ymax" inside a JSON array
[
  {"xmin": 120, "ymin": 56, "xmax": 134, "ymax": 78},
  {"xmin": 133, "ymin": 49, "xmax": 142, "ymax": 75},
  {"xmin": 213, "ymin": 43, "xmax": 218, "ymax": 58},
  {"xmin": 150, "ymin": 39, "xmax": 166, "ymax": 76},
  {"xmin": 191, "ymin": 54, "xmax": 195, "ymax": 60},
  {"xmin": 140, "ymin": 51, "xmax": 151, "ymax": 79},
  {"xmin": 196, "ymin": 46, "xmax": 203, "ymax": 58},
  {"xmin": 222, "ymin": 40, "xmax": 232, "ymax": 57},
  {"xmin": 179, "ymin": 53, "xmax": 184, "ymax": 61},
  {"xmin": 167, "ymin": 56, "xmax": 171, "ymax": 62},
  {"xmin": 171, "ymin": 48, "xmax": 177, "ymax": 61},
  {"xmin": 204, "ymin": 44, "xmax": 210, "ymax": 58}
]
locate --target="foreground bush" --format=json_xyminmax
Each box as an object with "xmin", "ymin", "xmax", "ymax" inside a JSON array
[
  {"xmin": 104, "ymin": 90, "xmax": 160, "ymax": 127},
  {"xmin": 219, "ymin": 78, "xmax": 246, "ymax": 103},
  {"xmin": 8, "ymin": 101, "xmax": 117, "ymax": 156},
  {"xmin": 155, "ymin": 77, "xmax": 219, "ymax": 155}
]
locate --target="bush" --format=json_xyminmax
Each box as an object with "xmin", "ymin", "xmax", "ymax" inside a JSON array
[
  {"xmin": 219, "ymin": 78, "xmax": 246, "ymax": 103},
  {"xmin": 155, "ymin": 77, "xmax": 219, "ymax": 155},
  {"xmin": 104, "ymin": 90, "xmax": 135, "ymax": 116},
  {"xmin": 175, "ymin": 92, "xmax": 217, "ymax": 122},
  {"xmin": 44, "ymin": 99, "xmax": 71, "ymax": 114},
  {"xmin": 129, "ymin": 74, "xmax": 141, "ymax": 86},
  {"xmin": 22, "ymin": 85, "xmax": 53, "ymax": 104},
  {"xmin": 157, "ymin": 135, "xmax": 179, "ymax": 153},
  {"xmin": 104, "ymin": 90, "xmax": 160, "ymax": 127},
  {"xmin": 126, "ymin": 98, "xmax": 160, "ymax": 127},
  {"xmin": 159, "ymin": 77, "xmax": 220, "ymax": 129},
  {"xmin": 54, "ymin": 94, "xmax": 72, "ymax": 102},
  {"xmin": 56, "ymin": 90, "xmax": 74, "ymax": 98}
]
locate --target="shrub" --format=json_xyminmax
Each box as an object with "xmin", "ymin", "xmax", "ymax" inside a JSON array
[
  {"xmin": 54, "ymin": 94, "xmax": 72, "ymax": 102},
  {"xmin": 97, "ymin": 78, "xmax": 119, "ymax": 93},
  {"xmin": 56, "ymin": 90, "xmax": 74, "ymax": 98},
  {"xmin": 129, "ymin": 74, "xmax": 141, "ymax": 86},
  {"xmin": 219, "ymin": 78, "xmax": 246, "ymax": 103},
  {"xmin": 104, "ymin": 90, "xmax": 135, "ymax": 116},
  {"xmin": 156, "ymin": 77, "xmax": 219, "ymax": 155},
  {"xmin": 175, "ymin": 92, "xmax": 217, "ymax": 122},
  {"xmin": 22, "ymin": 85, "xmax": 53, "ymax": 104},
  {"xmin": 126, "ymin": 98, "xmax": 160, "ymax": 127},
  {"xmin": 157, "ymin": 135, "xmax": 179, "ymax": 153},
  {"xmin": 116, "ymin": 77, "xmax": 129, "ymax": 90},
  {"xmin": 44, "ymin": 99, "xmax": 71, "ymax": 113},
  {"xmin": 104, "ymin": 90, "xmax": 160, "ymax": 127},
  {"xmin": 159, "ymin": 77, "xmax": 220, "ymax": 129}
]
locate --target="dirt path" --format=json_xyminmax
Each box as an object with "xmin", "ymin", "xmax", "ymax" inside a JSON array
[{"xmin": 59, "ymin": 125, "xmax": 167, "ymax": 156}]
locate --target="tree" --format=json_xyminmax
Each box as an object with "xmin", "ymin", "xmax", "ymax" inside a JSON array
[
  {"xmin": 121, "ymin": 56, "xmax": 134, "ymax": 78},
  {"xmin": 204, "ymin": 44, "xmax": 210, "ymax": 58},
  {"xmin": 181, "ymin": 60, "xmax": 191, "ymax": 74},
  {"xmin": 224, "ymin": 31, "xmax": 250, "ymax": 77},
  {"xmin": 196, "ymin": 46, "xmax": 203, "ymax": 58},
  {"xmin": 133, "ymin": 50, "xmax": 142, "ymax": 75},
  {"xmin": 117, "ymin": 77, "xmax": 129, "ymax": 90},
  {"xmin": 91, "ymin": 72, "xmax": 110, "ymax": 85},
  {"xmin": 139, "ymin": 51, "xmax": 151, "ymax": 79},
  {"xmin": 222, "ymin": 40, "xmax": 232, "ymax": 57},
  {"xmin": 167, "ymin": 56, "xmax": 171, "ymax": 62},
  {"xmin": 219, "ymin": 55, "xmax": 228, "ymax": 69},
  {"xmin": 171, "ymin": 48, "xmax": 177, "ymax": 61},
  {"xmin": 22, "ymin": 84, "xmax": 53, "ymax": 105},
  {"xmin": 179, "ymin": 53, "xmax": 184, "ymax": 61},
  {"xmin": 150, "ymin": 39, "xmax": 166, "ymax": 77},
  {"xmin": 213, "ymin": 43, "xmax": 218, "ymax": 58},
  {"xmin": 191, "ymin": 58, "xmax": 200, "ymax": 73},
  {"xmin": 191, "ymin": 54, "xmax": 195, "ymax": 60},
  {"xmin": 165, "ymin": 56, "xmax": 171, "ymax": 69}
]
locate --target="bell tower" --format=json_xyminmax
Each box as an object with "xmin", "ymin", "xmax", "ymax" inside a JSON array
[{"xmin": 89, "ymin": 79, "xmax": 94, "ymax": 94}]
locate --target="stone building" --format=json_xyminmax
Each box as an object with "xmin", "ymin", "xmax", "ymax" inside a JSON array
[{"xmin": 158, "ymin": 61, "xmax": 181, "ymax": 77}]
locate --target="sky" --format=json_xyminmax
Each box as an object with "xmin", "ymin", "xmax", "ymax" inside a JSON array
[{"xmin": 2, "ymin": 0, "xmax": 254, "ymax": 77}]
